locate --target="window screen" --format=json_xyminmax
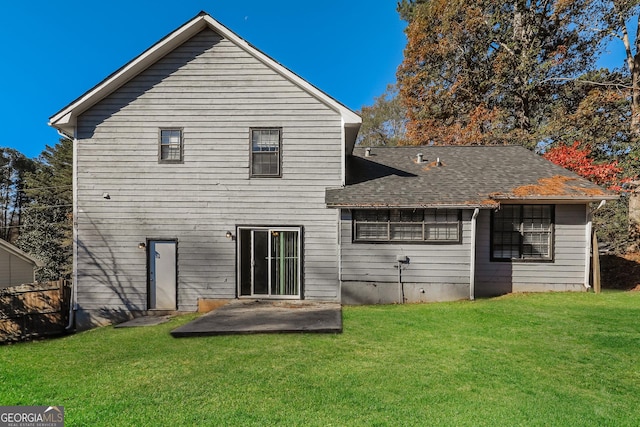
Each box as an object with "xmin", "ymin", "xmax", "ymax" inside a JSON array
[
  {"xmin": 492, "ymin": 205, "xmax": 553, "ymax": 260},
  {"xmin": 159, "ymin": 129, "xmax": 182, "ymax": 162},
  {"xmin": 251, "ymin": 129, "xmax": 281, "ymax": 177},
  {"xmin": 353, "ymin": 209, "xmax": 460, "ymax": 242}
]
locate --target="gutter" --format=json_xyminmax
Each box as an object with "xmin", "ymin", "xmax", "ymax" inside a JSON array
[
  {"xmin": 470, "ymin": 208, "xmax": 480, "ymax": 300},
  {"xmin": 325, "ymin": 202, "xmax": 499, "ymax": 210},
  {"xmin": 584, "ymin": 200, "xmax": 607, "ymax": 290},
  {"xmin": 56, "ymin": 129, "xmax": 74, "ymax": 141},
  {"xmin": 66, "ymin": 133, "xmax": 79, "ymax": 331}
]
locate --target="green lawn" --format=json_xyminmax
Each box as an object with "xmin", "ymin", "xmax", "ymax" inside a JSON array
[{"xmin": 2, "ymin": 292, "xmax": 640, "ymax": 426}]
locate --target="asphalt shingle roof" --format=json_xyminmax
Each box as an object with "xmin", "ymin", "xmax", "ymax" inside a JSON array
[{"xmin": 325, "ymin": 146, "xmax": 617, "ymax": 208}]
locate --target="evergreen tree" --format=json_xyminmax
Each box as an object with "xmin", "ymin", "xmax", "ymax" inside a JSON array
[
  {"xmin": 16, "ymin": 139, "xmax": 73, "ymax": 281},
  {"xmin": 0, "ymin": 148, "xmax": 36, "ymax": 242}
]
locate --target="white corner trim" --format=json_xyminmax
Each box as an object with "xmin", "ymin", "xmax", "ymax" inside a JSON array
[{"xmin": 470, "ymin": 208, "xmax": 480, "ymax": 300}]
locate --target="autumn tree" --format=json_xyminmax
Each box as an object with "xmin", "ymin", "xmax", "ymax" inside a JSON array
[
  {"xmin": 396, "ymin": 0, "xmax": 602, "ymax": 147},
  {"xmin": 541, "ymin": 69, "xmax": 640, "ymax": 180},
  {"xmin": 543, "ymin": 140, "xmax": 633, "ymax": 251},
  {"xmin": 543, "ymin": 141, "xmax": 627, "ymax": 189},
  {"xmin": 357, "ymin": 84, "xmax": 408, "ymax": 146},
  {"xmin": 590, "ymin": 0, "xmax": 640, "ymax": 133}
]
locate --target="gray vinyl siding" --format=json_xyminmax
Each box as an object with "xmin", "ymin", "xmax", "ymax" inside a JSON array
[
  {"xmin": 339, "ymin": 209, "xmax": 473, "ymax": 303},
  {"xmin": 474, "ymin": 204, "xmax": 588, "ymax": 297},
  {"xmin": 0, "ymin": 252, "xmax": 36, "ymax": 288},
  {"xmin": 75, "ymin": 29, "xmax": 342, "ymax": 318}
]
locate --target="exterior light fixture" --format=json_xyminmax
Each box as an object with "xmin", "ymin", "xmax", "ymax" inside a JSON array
[
  {"xmin": 225, "ymin": 231, "xmax": 234, "ymax": 240},
  {"xmin": 102, "ymin": 192, "xmax": 110, "ymax": 199},
  {"xmin": 138, "ymin": 242, "xmax": 146, "ymax": 249}
]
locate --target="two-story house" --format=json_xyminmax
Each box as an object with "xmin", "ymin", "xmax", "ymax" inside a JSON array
[{"xmin": 50, "ymin": 12, "xmax": 615, "ymax": 330}]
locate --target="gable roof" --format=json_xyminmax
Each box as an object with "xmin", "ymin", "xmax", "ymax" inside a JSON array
[
  {"xmin": 0, "ymin": 239, "xmax": 43, "ymax": 267},
  {"xmin": 325, "ymin": 145, "xmax": 618, "ymax": 208},
  {"xmin": 49, "ymin": 11, "xmax": 361, "ymax": 139}
]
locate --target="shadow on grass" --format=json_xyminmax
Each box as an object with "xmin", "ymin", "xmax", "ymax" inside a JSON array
[
  {"xmin": 0, "ymin": 282, "xmax": 71, "ymax": 343},
  {"xmin": 600, "ymin": 254, "xmax": 640, "ymax": 291}
]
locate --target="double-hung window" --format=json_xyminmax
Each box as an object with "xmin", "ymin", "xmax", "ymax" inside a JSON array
[
  {"xmin": 353, "ymin": 209, "xmax": 461, "ymax": 243},
  {"xmin": 159, "ymin": 128, "xmax": 183, "ymax": 163},
  {"xmin": 492, "ymin": 205, "xmax": 554, "ymax": 261},
  {"xmin": 251, "ymin": 128, "xmax": 281, "ymax": 177}
]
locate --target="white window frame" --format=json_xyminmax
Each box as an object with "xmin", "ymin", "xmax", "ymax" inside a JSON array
[
  {"xmin": 237, "ymin": 226, "xmax": 301, "ymax": 299},
  {"xmin": 491, "ymin": 204, "xmax": 554, "ymax": 261},
  {"xmin": 250, "ymin": 128, "xmax": 282, "ymax": 177},
  {"xmin": 353, "ymin": 209, "xmax": 461, "ymax": 243},
  {"xmin": 159, "ymin": 128, "xmax": 183, "ymax": 163}
]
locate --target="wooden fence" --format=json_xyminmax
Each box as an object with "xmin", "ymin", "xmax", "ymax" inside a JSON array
[{"xmin": 0, "ymin": 279, "xmax": 71, "ymax": 343}]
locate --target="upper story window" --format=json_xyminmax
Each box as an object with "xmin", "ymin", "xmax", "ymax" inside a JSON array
[
  {"xmin": 159, "ymin": 128, "xmax": 183, "ymax": 163},
  {"xmin": 492, "ymin": 205, "xmax": 554, "ymax": 261},
  {"xmin": 251, "ymin": 128, "xmax": 281, "ymax": 177},
  {"xmin": 353, "ymin": 209, "xmax": 461, "ymax": 243}
]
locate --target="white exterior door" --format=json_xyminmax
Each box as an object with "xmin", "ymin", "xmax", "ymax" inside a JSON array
[{"xmin": 148, "ymin": 240, "xmax": 177, "ymax": 310}]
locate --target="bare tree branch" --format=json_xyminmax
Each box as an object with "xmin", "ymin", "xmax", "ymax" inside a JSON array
[
  {"xmin": 618, "ymin": 5, "xmax": 635, "ymax": 73},
  {"xmin": 540, "ymin": 76, "xmax": 632, "ymax": 90}
]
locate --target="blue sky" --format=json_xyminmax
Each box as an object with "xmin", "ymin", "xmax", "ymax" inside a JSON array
[
  {"xmin": 1, "ymin": 1, "xmax": 631, "ymax": 159},
  {"xmin": 2, "ymin": 0, "xmax": 406, "ymax": 158}
]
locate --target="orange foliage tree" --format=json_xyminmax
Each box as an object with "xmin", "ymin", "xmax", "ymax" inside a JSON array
[
  {"xmin": 543, "ymin": 142, "xmax": 627, "ymax": 191},
  {"xmin": 396, "ymin": 0, "xmax": 603, "ymax": 147}
]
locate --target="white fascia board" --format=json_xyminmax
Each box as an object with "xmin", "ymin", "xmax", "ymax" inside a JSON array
[
  {"xmin": 494, "ymin": 195, "xmax": 619, "ymax": 203},
  {"xmin": 50, "ymin": 13, "xmax": 361, "ymax": 133},
  {"xmin": 47, "ymin": 112, "xmax": 74, "ymax": 136}
]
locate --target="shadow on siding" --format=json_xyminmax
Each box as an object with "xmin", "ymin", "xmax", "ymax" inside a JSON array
[
  {"xmin": 79, "ymin": 30, "xmax": 222, "ymax": 137},
  {"xmin": 77, "ymin": 215, "xmax": 145, "ymax": 323}
]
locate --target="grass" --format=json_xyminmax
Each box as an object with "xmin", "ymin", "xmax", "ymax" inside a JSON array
[{"xmin": 2, "ymin": 292, "xmax": 640, "ymax": 426}]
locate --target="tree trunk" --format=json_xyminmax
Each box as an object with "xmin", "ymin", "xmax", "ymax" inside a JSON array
[
  {"xmin": 620, "ymin": 10, "xmax": 640, "ymax": 134},
  {"xmin": 632, "ymin": 17, "xmax": 640, "ymax": 133},
  {"xmin": 512, "ymin": 1, "xmax": 532, "ymax": 133}
]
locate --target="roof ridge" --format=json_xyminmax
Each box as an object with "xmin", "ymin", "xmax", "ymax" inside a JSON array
[{"xmin": 49, "ymin": 11, "xmax": 361, "ymax": 134}]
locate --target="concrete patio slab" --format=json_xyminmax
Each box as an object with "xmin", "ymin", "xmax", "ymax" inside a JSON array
[
  {"xmin": 170, "ymin": 300, "xmax": 342, "ymax": 337},
  {"xmin": 114, "ymin": 315, "xmax": 172, "ymax": 328}
]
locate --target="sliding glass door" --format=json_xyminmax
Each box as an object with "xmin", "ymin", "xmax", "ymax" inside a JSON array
[{"xmin": 238, "ymin": 227, "xmax": 301, "ymax": 298}]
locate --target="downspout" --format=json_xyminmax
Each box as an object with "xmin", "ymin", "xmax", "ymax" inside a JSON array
[
  {"xmin": 337, "ymin": 119, "xmax": 347, "ymax": 301},
  {"xmin": 470, "ymin": 208, "xmax": 480, "ymax": 301},
  {"xmin": 584, "ymin": 200, "xmax": 607, "ymax": 290},
  {"xmin": 66, "ymin": 130, "xmax": 78, "ymax": 331},
  {"xmin": 337, "ymin": 209, "xmax": 342, "ymax": 303}
]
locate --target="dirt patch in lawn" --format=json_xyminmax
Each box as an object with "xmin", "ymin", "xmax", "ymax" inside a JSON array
[{"xmin": 600, "ymin": 251, "xmax": 640, "ymax": 291}]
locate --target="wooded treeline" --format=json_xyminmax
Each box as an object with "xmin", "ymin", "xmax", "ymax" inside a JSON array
[
  {"xmin": 0, "ymin": 140, "xmax": 72, "ymax": 281},
  {"xmin": 358, "ymin": 0, "xmax": 640, "ymax": 252}
]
